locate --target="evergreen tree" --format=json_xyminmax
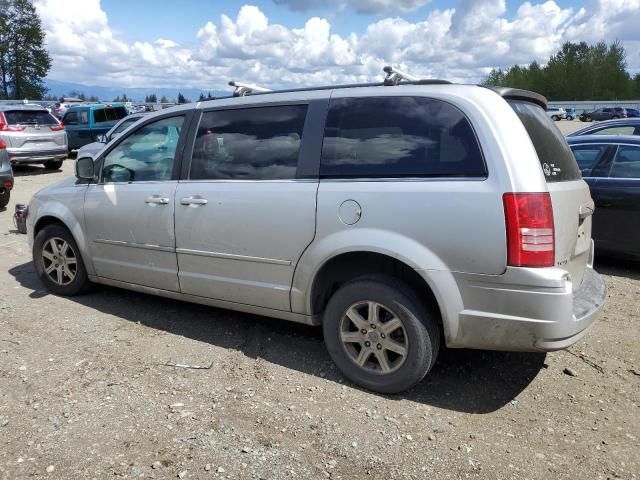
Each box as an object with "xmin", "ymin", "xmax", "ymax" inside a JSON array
[
  {"xmin": 2, "ymin": 0, "xmax": 51, "ymax": 99},
  {"xmin": 177, "ymin": 92, "xmax": 189, "ymax": 104},
  {"xmin": 198, "ymin": 92, "xmax": 205, "ymax": 101},
  {"xmin": 160, "ymin": 95, "xmax": 169, "ymax": 103}
]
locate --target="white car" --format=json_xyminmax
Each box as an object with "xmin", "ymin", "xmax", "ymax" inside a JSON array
[{"xmin": 546, "ymin": 107, "xmax": 566, "ymax": 121}]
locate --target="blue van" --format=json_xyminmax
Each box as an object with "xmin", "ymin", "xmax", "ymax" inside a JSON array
[{"xmin": 62, "ymin": 103, "xmax": 128, "ymax": 150}]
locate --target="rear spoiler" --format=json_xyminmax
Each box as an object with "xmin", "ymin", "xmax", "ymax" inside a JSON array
[{"xmin": 482, "ymin": 86, "xmax": 548, "ymax": 110}]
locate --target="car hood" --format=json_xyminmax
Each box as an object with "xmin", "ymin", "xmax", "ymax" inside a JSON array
[{"xmin": 34, "ymin": 175, "xmax": 81, "ymax": 197}]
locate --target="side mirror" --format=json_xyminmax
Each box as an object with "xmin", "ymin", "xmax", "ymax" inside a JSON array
[
  {"xmin": 75, "ymin": 156, "xmax": 95, "ymax": 180},
  {"xmin": 97, "ymin": 134, "xmax": 108, "ymax": 143}
]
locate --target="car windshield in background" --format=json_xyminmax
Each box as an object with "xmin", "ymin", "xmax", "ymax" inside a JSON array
[
  {"xmin": 509, "ymin": 101, "xmax": 581, "ymax": 182},
  {"xmin": 94, "ymin": 107, "xmax": 128, "ymax": 123},
  {"xmin": 4, "ymin": 110, "xmax": 58, "ymax": 125}
]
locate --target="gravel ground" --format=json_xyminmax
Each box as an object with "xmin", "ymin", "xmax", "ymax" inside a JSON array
[{"xmin": 0, "ymin": 119, "xmax": 638, "ymax": 479}]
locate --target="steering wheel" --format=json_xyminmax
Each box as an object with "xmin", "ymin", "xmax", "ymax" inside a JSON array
[{"xmin": 103, "ymin": 163, "xmax": 135, "ymax": 182}]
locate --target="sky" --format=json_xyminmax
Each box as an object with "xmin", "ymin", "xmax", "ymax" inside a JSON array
[{"xmin": 34, "ymin": 0, "xmax": 640, "ymax": 91}]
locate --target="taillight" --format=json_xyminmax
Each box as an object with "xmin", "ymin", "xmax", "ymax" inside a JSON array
[
  {"xmin": 0, "ymin": 112, "xmax": 26, "ymax": 131},
  {"xmin": 503, "ymin": 193, "xmax": 555, "ymax": 267},
  {"xmin": 50, "ymin": 123, "xmax": 64, "ymax": 131},
  {"xmin": 0, "ymin": 138, "xmax": 5, "ymax": 149}
]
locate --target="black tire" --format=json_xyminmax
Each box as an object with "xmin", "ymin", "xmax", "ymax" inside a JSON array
[
  {"xmin": 0, "ymin": 190, "xmax": 9, "ymax": 209},
  {"xmin": 323, "ymin": 275, "xmax": 440, "ymax": 394},
  {"xmin": 44, "ymin": 160, "xmax": 63, "ymax": 170},
  {"xmin": 552, "ymin": 115, "xmax": 559, "ymax": 121},
  {"xmin": 33, "ymin": 224, "xmax": 90, "ymax": 296}
]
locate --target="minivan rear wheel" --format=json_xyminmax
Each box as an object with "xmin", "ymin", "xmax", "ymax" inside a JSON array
[
  {"xmin": 34, "ymin": 224, "xmax": 90, "ymax": 296},
  {"xmin": 323, "ymin": 276, "xmax": 440, "ymax": 394},
  {"xmin": 44, "ymin": 160, "xmax": 63, "ymax": 170},
  {"xmin": 0, "ymin": 190, "xmax": 9, "ymax": 209}
]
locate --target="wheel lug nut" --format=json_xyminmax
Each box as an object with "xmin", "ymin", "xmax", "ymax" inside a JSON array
[
  {"xmin": 370, "ymin": 324, "xmax": 376, "ymax": 329},
  {"xmin": 377, "ymin": 344, "xmax": 382, "ymax": 350},
  {"xmin": 361, "ymin": 329, "xmax": 367, "ymax": 334},
  {"xmin": 364, "ymin": 341, "xmax": 371, "ymax": 347},
  {"xmin": 381, "ymin": 333, "xmax": 385, "ymax": 339}
]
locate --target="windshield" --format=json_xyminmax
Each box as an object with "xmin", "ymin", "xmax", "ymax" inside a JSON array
[
  {"xmin": 112, "ymin": 117, "xmax": 139, "ymax": 135},
  {"xmin": 510, "ymin": 101, "xmax": 582, "ymax": 182},
  {"xmin": 3, "ymin": 110, "xmax": 58, "ymax": 125}
]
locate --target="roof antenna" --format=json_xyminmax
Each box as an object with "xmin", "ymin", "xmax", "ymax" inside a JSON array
[
  {"xmin": 229, "ymin": 81, "xmax": 271, "ymax": 97},
  {"xmin": 383, "ymin": 66, "xmax": 419, "ymax": 86}
]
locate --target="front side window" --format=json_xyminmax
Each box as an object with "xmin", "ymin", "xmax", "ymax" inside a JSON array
[
  {"xmin": 569, "ymin": 144, "xmax": 609, "ymax": 176},
  {"xmin": 189, "ymin": 105, "xmax": 307, "ymax": 180},
  {"xmin": 592, "ymin": 126, "xmax": 636, "ymax": 136},
  {"xmin": 101, "ymin": 115, "xmax": 184, "ymax": 183},
  {"xmin": 320, "ymin": 97, "xmax": 485, "ymax": 178},
  {"xmin": 63, "ymin": 112, "xmax": 78, "ymax": 125},
  {"xmin": 609, "ymin": 145, "xmax": 640, "ymax": 179}
]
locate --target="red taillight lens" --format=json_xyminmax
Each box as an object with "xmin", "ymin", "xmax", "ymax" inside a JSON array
[
  {"xmin": 0, "ymin": 112, "xmax": 26, "ymax": 131},
  {"xmin": 50, "ymin": 124, "xmax": 64, "ymax": 131},
  {"xmin": 503, "ymin": 193, "xmax": 555, "ymax": 267},
  {"xmin": 0, "ymin": 138, "xmax": 5, "ymax": 149}
]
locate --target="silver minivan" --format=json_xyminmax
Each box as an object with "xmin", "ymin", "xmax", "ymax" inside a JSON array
[
  {"xmin": 0, "ymin": 104, "xmax": 67, "ymax": 169},
  {"xmin": 26, "ymin": 76, "xmax": 606, "ymax": 393}
]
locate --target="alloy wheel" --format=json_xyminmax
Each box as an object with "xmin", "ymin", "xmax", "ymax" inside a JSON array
[
  {"xmin": 42, "ymin": 237, "xmax": 77, "ymax": 286},
  {"xmin": 339, "ymin": 301, "xmax": 408, "ymax": 374}
]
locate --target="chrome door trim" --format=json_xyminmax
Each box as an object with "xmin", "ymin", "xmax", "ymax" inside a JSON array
[
  {"xmin": 94, "ymin": 238, "xmax": 175, "ymax": 253},
  {"xmin": 175, "ymin": 247, "xmax": 292, "ymax": 266}
]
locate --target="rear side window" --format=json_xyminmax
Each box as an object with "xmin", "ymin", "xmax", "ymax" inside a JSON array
[
  {"xmin": 189, "ymin": 105, "xmax": 307, "ymax": 180},
  {"xmin": 610, "ymin": 145, "xmax": 640, "ymax": 179},
  {"xmin": 63, "ymin": 112, "xmax": 78, "ymax": 125},
  {"xmin": 4, "ymin": 110, "xmax": 58, "ymax": 125},
  {"xmin": 94, "ymin": 107, "xmax": 128, "ymax": 123},
  {"xmin": 591, "ymin": 126, "xmax": 636, "ymax": 136},
  {"xmin": 321, "ymin": 97, "xmax": 485, "ymax": 178},
  {"xmin": 510, "ymin": 101, "xmax": 581, "ymax": 182}
]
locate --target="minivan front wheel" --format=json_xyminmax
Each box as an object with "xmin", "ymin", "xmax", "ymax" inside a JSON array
[
  {"xmin": 323, "ymin": 276, "xmax": 440, "ymax": 394},
  {"xmin": 34, "ymin": 224, "xmax": 89, "ymax": 295}
]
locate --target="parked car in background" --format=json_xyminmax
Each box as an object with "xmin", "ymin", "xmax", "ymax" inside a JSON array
[
  {"xmin": 625, "ymin": 108, "xmax": 640, "ymax": 118},
  {"xmin": 77, "ymin": 112, "xmax": 146, "ymax": 158},
  {"xmin": 581, "ymin": 107, "xmax": 627, "ymax": 122},
  {"xmin": 567, "ymin": 118, "xmax": 640, "ymax": 137},
  {"xmin": 0, "ymin": 137, "xmax": 14, "ymax": 208},
  {"xmin": 567, "ymin": 135, "xmax": 640, "ymax": 260},
  {"xmin": 565, "ymin": 108, "xmax": 577, "ymax": 120},
  {"xmin": 0, "ymin": 104, "xmax": 67, "ymax": 169},
  {"xmin": 63, "ymin": 103, "xmax": 128, "ymax": 150},
  {"xmin": 26, "ymin": 79, "xmax": 606, "ymax": 394},
  {"xmin": 546, "ymin": 107, "xmax": 566, "ymax": 120}
]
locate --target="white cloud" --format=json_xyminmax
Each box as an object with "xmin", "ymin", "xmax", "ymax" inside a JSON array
[
  {"xmin": 35, "ymin": 0, "xmax": 640, "ymax": 92},
  {"xmin": 273, "ymin": 0, "xmax": 432, "ymax": 14}
]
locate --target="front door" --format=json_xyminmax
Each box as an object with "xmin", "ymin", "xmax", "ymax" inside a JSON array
[
  {"xmin": 174, "ymin": 104, "xmax": 319, "ymax": 311},
  {"xmin": 589, "ymin": 144, "xmax": 640, "ymax": 255},
  {"xmin": 84, "ymin": 114, "xmax": 187, "ymax": 291}
]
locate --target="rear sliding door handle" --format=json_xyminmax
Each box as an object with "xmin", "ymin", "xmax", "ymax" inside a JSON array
[
  {"xmin": 180, "ymin": 196, "xmax": 208, "ymax": 206},
  {"xmin": 145, "ymin": 195, "xmax": 170, "ymax": 205}
]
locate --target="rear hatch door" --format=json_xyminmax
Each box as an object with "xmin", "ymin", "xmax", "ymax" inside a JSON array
[
  {"xmin": 2, "ymin": 110, "xmax": 65, "ymax": 149},
  {"xmin": 510, "ymin": 101, "xmax": 593, "ymax": 289}
]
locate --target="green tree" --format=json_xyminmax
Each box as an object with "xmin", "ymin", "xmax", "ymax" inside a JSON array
[
  {"xmin": 160, "ymin": 95, "xmax": 169, "ymax": 103},
  {"xmin": 177, "ymin": 92, "xmax": 189, "ymax": 104},
  {"xmin": 2, "ymin": 0, "xmax": 51, "ymax": 99},
  {"xmin": 88, "ymin": 95, "xmax": 99, "ymax": 102}
]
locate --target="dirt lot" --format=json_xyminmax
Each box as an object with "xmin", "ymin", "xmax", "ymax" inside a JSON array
[{"xmin": 0, "ymin": 119, "xmax": 638, "ymax": 479}]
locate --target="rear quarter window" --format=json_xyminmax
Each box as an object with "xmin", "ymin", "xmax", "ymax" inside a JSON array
[
  {"xmin": 320, "ymin": 96, "xmax": 486, "ymax": 178},
  {"xmin": 510, "ymin": 101, "xmax": 581, "ymax": 182}
]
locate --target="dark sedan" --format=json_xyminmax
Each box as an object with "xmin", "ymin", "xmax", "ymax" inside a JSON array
[
  {"xmin": 567, "ymin": 135, "xmax": 640, "ymax": 259},
  {"xmin": 580, "ymin": 107, "xmax": 627, "ymax": 122},
  {"xmin": 568, "ymin": 118, "xmax": 640, "ymax": 137}
]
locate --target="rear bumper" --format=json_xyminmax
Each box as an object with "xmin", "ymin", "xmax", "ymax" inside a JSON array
[
  {"xmin": 8, "ymin": 148, "xmax": 67, "ymax": 164},
  {"xmin": 448, "ymin": 266, "xmax": 606, "ymax": 352}
]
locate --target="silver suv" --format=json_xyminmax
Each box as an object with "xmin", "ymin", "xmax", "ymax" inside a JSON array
[
  {"xmin": 25, "ymin": 76, "xmax": 606, "ymax": 393},
  {"xmin": 0, "ymin": 104, "xmax": 67, "ymax": 169}
]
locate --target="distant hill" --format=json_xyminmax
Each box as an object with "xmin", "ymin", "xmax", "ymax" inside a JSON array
[{"xmin": 45, "ymin": 79, "xmax": 228, "ymax": 102}]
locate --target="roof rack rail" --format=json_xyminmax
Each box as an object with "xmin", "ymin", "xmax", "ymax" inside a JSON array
[
  {"xmin": 383, "ymin": 66, "xmax": 419, "ymax": 86},
  {"xmin": 229, "ymin": 81, "xmax": 271, "ymax": 97}
]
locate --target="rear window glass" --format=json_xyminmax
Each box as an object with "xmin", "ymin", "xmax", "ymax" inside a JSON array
[
  {"xmin": 321, "ymin": 97, "xmax": 486, "ymax": 178},
  {"xmin": 4, "ymin": 110, "xmax": 58, "ymax": 125},
  {"xmin": 94, "ymin": 107, "xmax": 128, "ymax": 123},
  {"xmin": 510, "ymin": 101, "xmax": 581, "ymax": 182}
]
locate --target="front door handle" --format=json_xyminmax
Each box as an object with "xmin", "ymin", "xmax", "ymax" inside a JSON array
[
  {"xmin": 180, "ymin": 196, "xmax": 208, "ymax": 206},
  {"xmin": 145, "ymin": 195, "xmax": 170, "ymax": 205}
]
